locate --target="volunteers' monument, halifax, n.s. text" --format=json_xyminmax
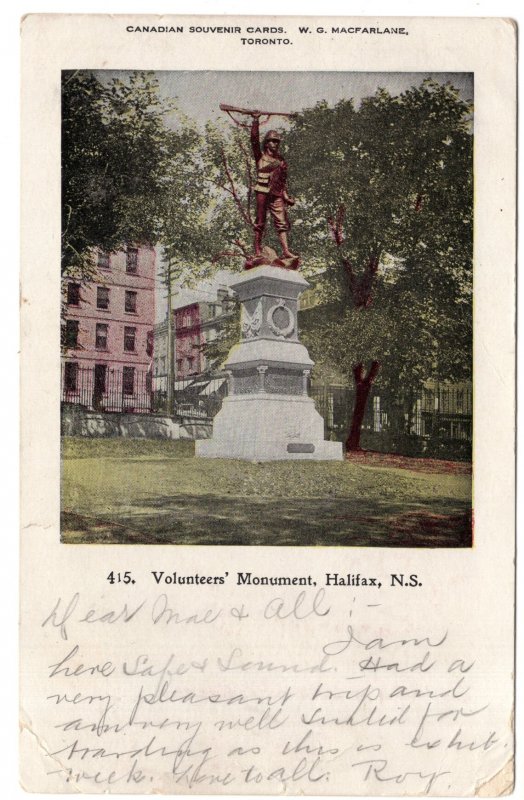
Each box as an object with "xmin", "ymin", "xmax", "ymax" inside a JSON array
[{"xmin": 196, "ymin": 104, "xmax": 343, "ymax": 461}]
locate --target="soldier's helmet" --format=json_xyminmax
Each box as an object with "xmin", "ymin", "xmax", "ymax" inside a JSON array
[{"xmin": 263, "ymin": 129, "xmax": 282, "ymax": 146}]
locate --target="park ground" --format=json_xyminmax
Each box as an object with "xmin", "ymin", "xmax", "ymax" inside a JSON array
[{"xmin": 61, "ymin": 438, "xmax": 472, "ymax": 547}]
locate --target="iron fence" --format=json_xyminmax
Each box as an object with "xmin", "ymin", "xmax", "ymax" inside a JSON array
[
  {"xmin": 310, "ymin": 384, "xmax": 472, "ymax": 444},
  {"xmin": 61, "ymin": 364, "xmax": 155, "ymax": 414},
  {"xmin": 61, "ymin": 364, "xmax": 221, "ymax": 418},
  {"xmin": 61, "ymin": 365, "xmax": 472, "ymax": 457}
]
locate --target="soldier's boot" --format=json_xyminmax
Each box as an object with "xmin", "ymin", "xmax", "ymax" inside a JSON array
[{"xmin": 278, "ymin": 231, "xmax": 298, "ymax": 260}]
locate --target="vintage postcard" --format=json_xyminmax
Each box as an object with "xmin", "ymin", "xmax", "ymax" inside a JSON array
[{"xmin": 20, "ymin": 14, "xmax": 515, "ymax": 796}]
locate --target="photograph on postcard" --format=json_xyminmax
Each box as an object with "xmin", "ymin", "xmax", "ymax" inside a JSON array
[{"xmin": 60, "ymin": 70, "xmax": 473, "ymax": 548}]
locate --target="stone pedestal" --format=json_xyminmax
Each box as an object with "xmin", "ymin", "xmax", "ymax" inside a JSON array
[{"xmin": 196, "ymin": 266, "xmax": 343, "ymax": 461}]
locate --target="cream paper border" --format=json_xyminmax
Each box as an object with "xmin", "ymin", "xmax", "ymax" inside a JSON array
[{"xmin": 20, "ymin": 14, "xmax": 515, "ymax": 796}]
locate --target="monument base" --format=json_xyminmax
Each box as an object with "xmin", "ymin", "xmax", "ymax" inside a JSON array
[{"xmin": 196, "ymin": 394, "xmax": 343, "ymax": 461}]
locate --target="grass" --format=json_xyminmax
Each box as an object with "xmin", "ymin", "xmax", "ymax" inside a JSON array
[{"xmin": 61, "ymin": 437, "xmax": 472, "ymax": 547}]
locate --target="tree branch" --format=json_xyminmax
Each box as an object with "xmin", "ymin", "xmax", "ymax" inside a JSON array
[
  {"xmin": 233, "ymin": 238, "xmax": 249, "ymax": 257},
  {"xmin": 62, "ymin": 204, "xmax": 73, "ymax": 238},
  {"xmin": 352, "ymin": 359, "xmax": 380, "ymax": 387},
  {"xmin": 328, "ymin": 204, "xmax": 381, "ymax": 309},
  {"xmin": 211, "ymin": 248, "xmax": 245, "ymax": 264},
  {"xmin": 238, "ymin": 140, "xmax": 254, "ymax": 225},
  {"xmin": 204, "ymin": 176, "xmax": 235, "ymax": 197},
  {"xmin": 220, "ymin": 147, "xmax": 254, "ymax": 230}
]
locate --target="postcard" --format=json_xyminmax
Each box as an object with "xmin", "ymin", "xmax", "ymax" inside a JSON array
[{"xmin": 20, "ymin": 14, "xmax": 515, "ymax": 795}]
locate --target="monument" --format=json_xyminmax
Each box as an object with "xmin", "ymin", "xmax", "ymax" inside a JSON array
[
  {"xmin": 196, "ymin": 266, "xmax": 343, "ymax": 460},
  {"xmin": 196, "ymin": 104, "xmax": 342, "ymax": 461}
]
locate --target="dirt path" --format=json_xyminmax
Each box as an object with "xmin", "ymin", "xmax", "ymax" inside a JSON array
[{"xmin": 346, "ymin": 450, "xmax": 472, "ymax": 475}]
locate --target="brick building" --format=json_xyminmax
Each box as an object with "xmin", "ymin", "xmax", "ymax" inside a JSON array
[
  {"xmin": 153, "ymin": 272, "xmax": 235, "ymax": 408},
  {"xmin": 61, "ymin": 245, "xmax": 155, "ymax": 412}
]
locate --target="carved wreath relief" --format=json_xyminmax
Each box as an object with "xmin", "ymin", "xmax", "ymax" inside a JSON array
[{"xmin": 267, "ymin": 299, "xmax": 295, "ymax": 338}]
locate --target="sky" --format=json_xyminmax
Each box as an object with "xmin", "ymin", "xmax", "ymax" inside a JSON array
[{"xmin": 97, "ymin": 69, "xmax": 473, "ymax": 131}]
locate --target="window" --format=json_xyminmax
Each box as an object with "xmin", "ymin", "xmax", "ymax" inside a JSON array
[
  {"xmin": 95, "ymin": 323, "xmax": 108, "ymax": 350},
  {"xmin": 123, "ymin": 366, "xmax": 135, "ymax": 395},
  {"xmin": 124, "ymin": 326, "xmax": 136, "ymax": 352},
  {"xmin": 126, "ymin": 247, "xmax": 138, "ymax": 273},
  {"xmin": 96, "ymin": 286, "xmax": 110, "ymax": 310},
  {"xmin": 125, "ymin": 290, "xmax": 137, "ymax": 313},
  {"xmin": 98, "ymin": 251, "xmax": 110, "ymax": 269},
  {"xmin": 182, "ymin": 310, "xmax": 194, "ymax": 328},
  {"xmin": 93, "ymin": 365, "xmax": 107, "ymax": 410},
  {"xmin": 94, "ymin": 364, "xmax": 107, "ymax": 394},
  {"xmin": 146, "ymin": 330, "xmax": 154, "ymax": 357},
  {"xmin": 64, "ymin": 319, "xmax": 79, "ymax": 348},
  {"xmin": 67, "ymin": 282, "xmax": 80, "ymax": 306},
  {"xmin": 64, "ymin": 362, "xmax": 78, "ymax": 391}
]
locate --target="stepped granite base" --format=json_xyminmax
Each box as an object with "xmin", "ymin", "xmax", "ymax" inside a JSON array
[{"xmin": 195, "ymin": 265, "xmax": 343, "ymax": 462}]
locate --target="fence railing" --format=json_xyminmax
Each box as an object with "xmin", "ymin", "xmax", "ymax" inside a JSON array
[
  {"xmin": 61, "ymin": 364, "xmax": 155, "ymax": 414},
  {"xmin": 61, "ymin": 366, "xmax": 472, "ymax": 454},
  {"xmin": 310, "ymin": 384, "xmax": 472, "ymax": 444},
  {"xmin": 61, "ymin": 365, "xmax": 219, "ymax": 417}
]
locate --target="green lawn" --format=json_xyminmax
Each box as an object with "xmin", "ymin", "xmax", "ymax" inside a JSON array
[{"xmin": 61, "ymin": 438, "xmax": 472, "ymax": 547}]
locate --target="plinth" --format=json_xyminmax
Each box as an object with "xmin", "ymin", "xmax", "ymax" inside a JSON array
[{"xmin": 196, "ymin": 266, "xmax": 343, "ymax": 461}]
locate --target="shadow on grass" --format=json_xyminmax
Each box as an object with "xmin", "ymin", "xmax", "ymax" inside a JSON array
[{"xmin": 62, "ymin": 492, "xmax": 472, "ymax": 548}]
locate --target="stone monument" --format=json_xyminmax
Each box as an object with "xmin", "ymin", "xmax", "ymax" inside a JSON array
[{"xmin": 196, "ymin": 265, "xmax": 343, "ymax": 461}]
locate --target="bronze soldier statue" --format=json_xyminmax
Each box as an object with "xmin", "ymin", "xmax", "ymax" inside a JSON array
[
  {"xmin": 220, "ymin": 104, "xmax": 300, "ymax": 269},
  {"xmin": 250, "ymin": 113, "xmax": 298, "ymax": 261}
]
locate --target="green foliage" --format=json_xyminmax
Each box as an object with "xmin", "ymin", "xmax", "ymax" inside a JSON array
[
  {"xmin": 61, "ymin": 70, "xmax": 208, "ymax": 283},
  {"xmin": 288, "ymin": 79, "xmax": 473, "ymax": 395},
  {"xmin": 199, "ymin": 122, "xmax": 255, "ymax": 269}
]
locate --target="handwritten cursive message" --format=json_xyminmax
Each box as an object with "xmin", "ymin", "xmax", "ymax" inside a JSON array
[{"xmin": 29, "ymin": 587, "xmax": 510, "ymax": 795}]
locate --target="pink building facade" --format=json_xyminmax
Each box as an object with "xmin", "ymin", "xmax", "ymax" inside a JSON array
[
  {"xmin": 62, "ymin": 245, "xmax": 155, "ymax": 412},
  {"xmin": 175, "ymin": 303, "xmax": 202, "ymax": 379}
]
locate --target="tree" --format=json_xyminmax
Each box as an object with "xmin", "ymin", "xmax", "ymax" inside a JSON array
[
  {"xmin": 62, "ymin": 70, "xmax": 206, "ymax": 281},
  {"xmin": 61, "ymin": 68, "xmax": 216, "ymax": 376},
  {"xmin": 285, "ymin": 79, "xmax": 473, "ymax": 450},
  {"xmin": 198, "ymin": 121, "xmax": 257, "ymax": 268}
]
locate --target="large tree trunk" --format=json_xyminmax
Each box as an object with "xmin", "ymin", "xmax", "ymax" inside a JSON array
[{"xmin": 346, "ymin": 360, "xmax": 380, "ymax": 451}]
